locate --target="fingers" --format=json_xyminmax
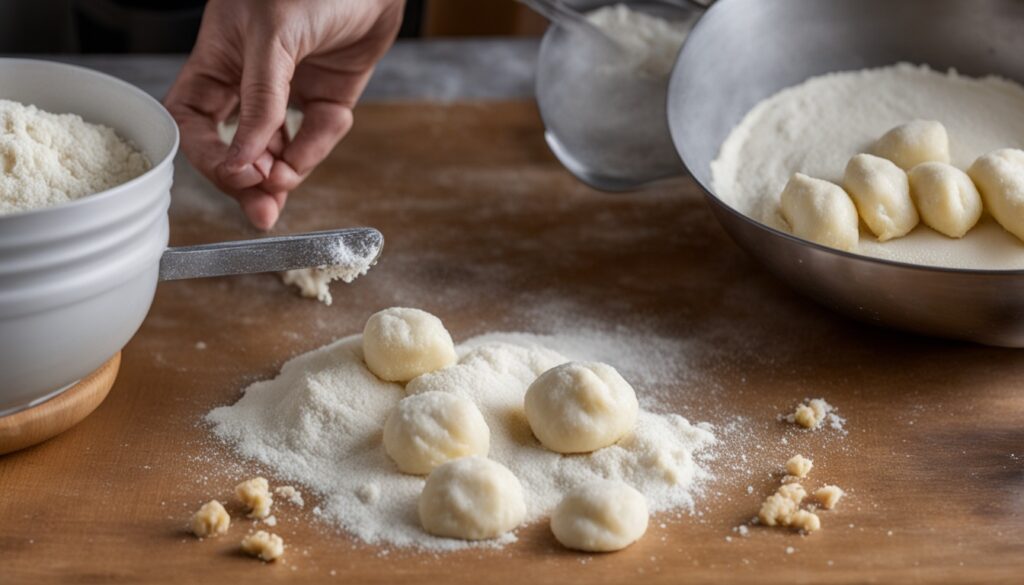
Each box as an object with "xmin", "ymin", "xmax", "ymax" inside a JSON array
[
  {"xmin": 225, "ymin": 40, "xmax": 295, "ymax": 172},
  {"xmin": 261, "ymin": 102, "xmax": 355, "ymax": 193},
  {"xmin": 235, "ymin": 187, "xmax": 289, "ymax": 231}
]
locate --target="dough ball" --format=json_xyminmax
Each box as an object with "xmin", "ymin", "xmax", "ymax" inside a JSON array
[
  {"xmin": 524, "ymin": 361, "xmax": 638, "ymax": 454},
  {"xmin": 968, "ymin": 149, "xmax": 1024, "ymax": 242},
  {"xmin": 873, "ymin": 120, "xmax": 950, "ymax": 170},
  {"xmin": 908, "ymin": 162, "xmax": 983, "ymax": 238},
  {"xmin": 550, "ymin": 480, "xmax": 648, "ymax": 552},
  {"xmin": 384, "ymin": 391, "xmax": 490, "ymax": 475},
  {"xmin": 778, "ymin": 173, "xmax": 859, "ymax": 252},
  {"xmin": 363, "ymin": 307, "xmax": 457, "ymax": 382},
  {"xmin": 843, "ymin": 153, "xmax": 918, "ymax": 241},
  {"xmin": 418, "ymin": 456, "xmax": 526, "ymax": 540}
]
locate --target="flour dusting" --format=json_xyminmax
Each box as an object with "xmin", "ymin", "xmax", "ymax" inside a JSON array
[
  {"xmin": 206, "ymin": 331, "xmax": 716, "ymax": 551},
  {"xmin": 711, "ymin": 63, "xmax": 1024, "ymax": 269}
]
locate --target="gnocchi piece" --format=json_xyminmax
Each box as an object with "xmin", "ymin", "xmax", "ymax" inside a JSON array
[
  {"xmin": 779, "ymin": 174, "xmax": 859, "ymax": 252},
  {"xmin": 383, "ymin": 391, "xmax": 490, "ymax": 475},
  {"xmin": 785, "ymin": 454, "xmax": 813, "ymax": 479},
  {"xmin": 418, "ymin": 456, "xmax": 526, "ymax": 540},
  {"xmin": 190, "ymin": 500, "xmax": 230, "ymax": 538},
  {"xmin": 362, "ymin": 307, "xmax": 457, "ymax": 382},
  {"xmin": 908, "ymin": 162, "xmax": 983, "ymax": 238},
  {"xmin": 873, "ymin": 120, "xmax": 950, "ymax": 170},
  {"xmin": 524, "ymin": 361, "xmax": 638, "ymax": 454},
  {"xmin": 814, "ymin": 485, "xmax": 846, "ymax": 510},
  {"xmin": 240, "ymin": 530, "xmax": 284, "ymax": 562},
  {"xmin": 843, "ymin": 154, "xmax": 918, "ymax": 241},
  {"xmin": 550, "ymin": 481, "xmax": 649, "ymax": 552},
  {"xmin": 968, "ymin": 149, "xmax": 1024, "ymax": 242},
  {"xmin": 235, "ymin": 477, "xmax": 272, "ymax": 519}
]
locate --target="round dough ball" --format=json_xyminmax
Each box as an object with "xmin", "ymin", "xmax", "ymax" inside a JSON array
[
  {"xmin": 524, "ymin": 361, "xmax": 638, "ymax": 454},
  {"xmin": 843, "ymin": 153, "xmax": 918, "ymax": 241},
  {"xmin": 779, "ymin": 173, "xmax": 859, "ymax": 252},
  {"xmin": 969, "ymin": 148, "xmax": 1024, "ymax": 243},
  {"xmin": 873, "ymin": 120, "xmax": 950, "ymax": 170},
  {"xmin": 363, "ymin": 307, "xmax": 457, "ymax": 382},
  {"xmin": 908, "ymin": 162, "xmax": 982, "ymax": 238},
  {"xmin": 550, "ymin": 480, "xmax": 648, "ymax": 552},
  {"xmin": 418, "ymin": 456, "xmax": 526, "ymax": 540},
  {"xmin": 384, "ymin": 391, "xmax": 490, "ymax": 475}
]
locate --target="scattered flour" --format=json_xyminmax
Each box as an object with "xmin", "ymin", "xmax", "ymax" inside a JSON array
[
  {"xmin": 710, "ymin": 63, "xmax": 1024, "ymax": 269},
  {"xmin": 280, "ymin": 238, "xmax": 377, "ymax": 306},
  {"xmin": 0, "ymin": 99, "xmax": 150, "ymax": 215},
  {"xmin": 206, "ymin": 331, "xmax": 716, "ymax": 551}
]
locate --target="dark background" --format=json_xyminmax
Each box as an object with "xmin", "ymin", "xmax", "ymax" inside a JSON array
[{"xmin": 0, "ymin": 0, "xmax": 548, "ymax": 53}]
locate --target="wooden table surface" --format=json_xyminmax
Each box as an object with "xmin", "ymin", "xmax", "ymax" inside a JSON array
[{"xmin": 1, "ymin": 102, "xmax": 1022, "ymax": 584}]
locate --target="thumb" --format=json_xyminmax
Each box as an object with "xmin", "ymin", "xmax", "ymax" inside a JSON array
[{"xmin": 225, "ymin": 41, "xmax": 295, "ymax": 172}]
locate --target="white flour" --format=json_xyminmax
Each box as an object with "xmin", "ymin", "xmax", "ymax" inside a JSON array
[
  {"xmin": 206, "ymin": 332, "xmax": 716, "ymax": 551},
  {"xmin": 540, "ymin": 4, "xmax": 692, "ymax": 181},
  {"xmin": 711, "ymin": 63, "xmax": 1024, "ymax": 269},
  {"xmin": 0, "ymin": 99, "xmax": 150, "ymax": 215},
  {"xmin": 280, "ymin": 238, "xmax": 377, "ymax": 306},
  {"xmin": 587, "ymin": 3, "xmax": 690, "ymax": 78}
]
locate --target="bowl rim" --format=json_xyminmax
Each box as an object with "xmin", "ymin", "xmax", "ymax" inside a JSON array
[
  {"xmin": 0, "ymin": 57, "xmax": 180, "ymax": 222},
  {"xmin": 667, "ymin": 0, "xmax": 1024, "ymax": 277}
]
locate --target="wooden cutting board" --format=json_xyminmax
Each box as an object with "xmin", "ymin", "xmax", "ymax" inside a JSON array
[{"xmin": 0, "ymin": 102, "xmax": 1021, "ymax": 584}]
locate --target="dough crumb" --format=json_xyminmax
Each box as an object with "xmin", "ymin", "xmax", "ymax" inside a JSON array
[
  {"xmin": 789, "ymin": 398, "xmax": 833, "ymax": 429},
  {"xmin": 758, "ymin": 482, "xmax": 820, "ymax": 532},
  {"xmin": 236, "ymin": 477, "xmax": 273, "ymax": 519},
  {"xmin": 789, "ymin": 509, "xmax": 821, "ymax": 533},
  {"xmin": 274, "ymin": 485, "xmax": 305, "ymax": 508},
  {"xmin": 190, "ymin": 500, "xmax": 230, "ymax": 538},
  {"xmin": 814, "ymin": 485, "xmax": 846, "ymax": 510},
  {"xmin": 785, "ymin": 454, "xmax": 814, "ymax": 479},
  {"xmin": 241, "ymin": 530, "xmax": 284, "ymax": 562}
]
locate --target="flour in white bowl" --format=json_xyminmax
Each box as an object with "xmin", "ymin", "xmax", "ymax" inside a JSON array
[
  {"xmin": 0, "ymin": 99, "xmax": 150, "ymax": 215},
  {"xmin": 711, "ymin": 63, "xmax": 1024, "ymax": 269},
  {"xmin": 206, "ymin": 331, "xmax": 716, "ymax": 552}
]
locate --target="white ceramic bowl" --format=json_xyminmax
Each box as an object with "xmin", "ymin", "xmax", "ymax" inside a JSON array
[{"xmin": 0, "ymin": 58, "xmax": 179, "ymax": 415}]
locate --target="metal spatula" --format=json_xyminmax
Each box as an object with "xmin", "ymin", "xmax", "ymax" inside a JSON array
[{"xmin": 158, "ymin": 228, "xmax": 384, "ymax": 281}]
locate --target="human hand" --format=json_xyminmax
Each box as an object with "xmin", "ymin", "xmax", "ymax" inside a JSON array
[{"xmin": 165, "ymin": 0, "xmax": 404, "ymax": 230}]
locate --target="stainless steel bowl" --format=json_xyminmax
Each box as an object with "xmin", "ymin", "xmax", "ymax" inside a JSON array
[{"xmin": 667, "ymin": 0, "xmax": 1024, "ymax": 346}]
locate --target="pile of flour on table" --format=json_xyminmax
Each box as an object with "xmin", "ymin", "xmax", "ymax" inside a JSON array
[
  {"xmin": 0, "ymin": 99, "xmax": 150, "ymax": 215},
  {"xmin": 711, "ymin": 63, "xmax": 1024, "ymax": 269},
  {"xmin": 206, "ymin": 330, "xmax": 716, "ymax": 551}
]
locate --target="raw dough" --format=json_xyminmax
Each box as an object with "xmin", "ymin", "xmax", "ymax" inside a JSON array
[
  {"xmin": 873, "ymin": 120, "xmax": 951, "ymax": 170},
  {"xmin": 710, "ymin": 64, "xmax": 1024, "ymax": 269},
  {"xmin": 384, "ymin": 391, "xmax": 491, "ymax": 474},
  {"xmin": 908, "ymin": 162, "xmax": 983, "ymax": 238},
  {"xmin": 779, "ymin": 174, "xmax": 859, "ymax": 252},
  {"xmin": 550, "ymin": 480, "xmax": 649, "ymax": 552},
  {"xmin": 363, "ymin": 308, "xmax": 457, "ymax": 383},
  {"xmin": 843, "ymin": 153, "xmax": 918, "ymax": 241},
  {"xmin": 524, "ymin": 361, "xmax": 638, "ymax": 454},
  {"xmin": 790, "ymin": 398, "xmax": 832, "ymax": 429},
  {"xmin": 190, "ymin": 500, "xmax": 230, "ymax": 538},
  {"xmin": 759, "ymin": 483, "xmax": 820, "ymax": 533},
  {"xmin": 968, "ymin": 148, "xmax": 1024, "ymax": 242},
  {"xmin": 785, "ymin": 454, "xmax": 813, "ymax": 479},
  {"xmin": 418, "ymin": 456, "xmax": 526, "ymax": 540},
  {"xmin": 236, "ymin": 477, "xmax": 273, "ymax": 519},
  {"xmin": 241, "ymin": 530, "xmax": 284, "ymax": 562},
  {"xmin": 814, "ymin": 485, "xmax": 845, "ymax": 510}
]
